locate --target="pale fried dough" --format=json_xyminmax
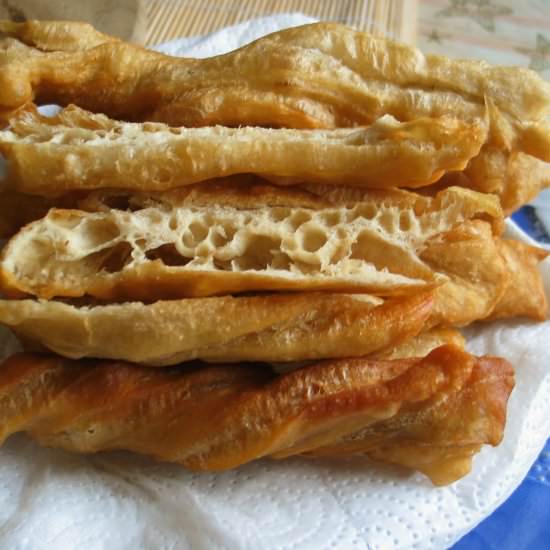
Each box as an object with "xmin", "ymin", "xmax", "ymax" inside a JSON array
[
  {"xmin": 0, "ymin": 21, "xmax": 548, "ymax": 139},
  {"xmin": 488, "ymin": 240, "xmax": 549, "ymax": 321},
  {"xmin": 372, "ymin": 328, "xmax": 465, "ymax": 360},
  {"xmin": 463, "ymin": 148, "xmax": 550, "ymax": 215},
  {"xmin": 0, "ymin": 292, "xmax": 433, "ymax": 365},
  {"xmin": 272, "ymin": 327, "xmax": 466, "ymax": 374},
  {"xmin": 0, "ymin": 106, "xmax": 487, "ymax": 195},
  {"xmin": 0, "ymin": 347, "xmax": 514, "ymax": 485},
  {"xmin": 422, "ymin": 226, "xmax": 549, "ymax": 326},
  {"xmin": 0, "ymin": 185, "xmax": 502, "ymax": 300},
  {"xmin": 422, "ymin": 221, "xmax": 509, "ymax": 327},
  {"xmin": 421, "ymin": 147, "xmax": 550, "ymax": 215},
  {"xmin": 0, "ymin": 175, "xmax": 327, "ymax": 238},
  {"xmin": 270, "ymin": 327, "xmax": 466, "ymax": 374}
]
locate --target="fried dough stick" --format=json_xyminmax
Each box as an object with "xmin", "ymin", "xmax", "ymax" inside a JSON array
[
  {"xmin": 0, "ymin": 346, "xmax": 514, "ymax": 485},
  {"xmin": 422, "ymin": 222, "xmax": 549, "ymax": 326},
  {"xmin": 0, "ymin": 292, "xmax": 433, "ymax": 365},
  {"xmin": 423, "ymin": 221, "xmax": 509, "ymax": 327},
  {"xmin": 299, "ymin": 351, "xmax": 513, "ymax": 486},
  {"xmin": 0, "ymin": 106, "xmax": 486, "ymax": 195},
  {"xmin": 489, "ymin": 240, "xmax": 549, "ymax": 321},
  {"xmin": 0, "ymin": 185, "xmax": 502, "ymax": 300},
  {"xmin": 372, "ymin": 328, "xmax": 466, "ymax": 360},
  {"xmin": 424, "ymin": 148, "xmax": 550, "ymax": 215},
  {"xmin": 0, "ymin": 21, "xmax": 548, "ymax": 147},
  {"xmin": 420, "ymin": 101, "xmax": 550, "ymax": 213}
]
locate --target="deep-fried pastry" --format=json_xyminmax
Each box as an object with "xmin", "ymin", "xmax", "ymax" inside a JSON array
[
  {"xmin": 0, "ymin": 20, "xmax": 539, "ymax": 491},
  {"xmin": 0, "ymin": 21, "xmax": 548, "ymax": 145},
  {"xmin": 0, "ymin": 183, "xmax": 502, "ymax": 300},
  {"xmin": 0, "ymin": 292, "xmax": 433, "ymax": 365},
  {"xmin": 262, "ymin": 327, "xmax": 466, "ymax": 374},
  {"xmin": 280, "ymin": 352, "xmax": 513, "ymax": 486},
  {"xmin": 422, "ymin": 220, "xmax": 509, "ymax": 327},
  {"xmin": 0, "ymin": 346, "xmax": 514, "ymax": 485},
  {"xmin": 488, "ymin": 240, "xmax": 549, "ymax": 321},
  {"xmin": 417, "ymin": 145, "xmax": 550, "ymax": 216},
  {"xmin": 0, "ymin": 106, "xmax": 487, "ymax": 195},
  {"xmin": 463, "ymin": 148, "xmax": 550, "ymax": 215},
  {"xmin": 423, "ymin": 223, "xmax": 548, "ymax": 325},
  {"xmin": 372, "ymin": 328, "xmax": 465, "ymax": 360}
]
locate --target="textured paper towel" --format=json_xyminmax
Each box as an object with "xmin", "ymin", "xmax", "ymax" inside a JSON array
[{"xmin": 1, "ymin": 14, "xmax": 550, "ymax": 550}]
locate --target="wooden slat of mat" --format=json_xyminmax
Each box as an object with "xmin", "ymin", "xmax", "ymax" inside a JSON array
[{"xmin": 143, "ymin": 0, "xmax": 418, "ymax": 46}]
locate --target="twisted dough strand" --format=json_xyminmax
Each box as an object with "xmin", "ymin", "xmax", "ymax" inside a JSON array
[{"xmin": 0, "ymin": 346, "xmax": 513, "ymax": 485}]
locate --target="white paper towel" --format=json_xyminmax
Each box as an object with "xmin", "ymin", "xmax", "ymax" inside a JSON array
[{"xmin": 1, "ymin": 14, "xmax": 550, "ymax": 550}]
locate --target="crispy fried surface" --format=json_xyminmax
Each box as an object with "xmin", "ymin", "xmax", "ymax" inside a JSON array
[
  {"xmin": 0, "ymin": 292, "xmax": 433, "ymax": 365},
  {"xmin": 423, "ymin": 221, "xmax": 509, "ymax": 327},
  {"xmin": 463, "ymin": 148, "xmax": 550, "ymax": 215},
  {"xmin": 272, "ymin": 327, "xmax": 467, "ymax": 374},
  {"xmin": 488, "ymin": 240, "xmax": 549, "ymax": 321},
  {"xmin": 372, "ymin": 328, "xmax": 465, "ymax": 360},
  {"xmin": 2, "ymin": 20, "xmax": 549, "ymax": 214},
  {"xmin": 288, "ymin": 352, "xmax": 513, "ymax": 486},
  {"xmin": 0, "ymin": 106, "xmax": 486, "ymax": 195},
  {"xmin": 422, "ymin": 147, "xmax": 550, "ymax": 215},
  {"xmin": 0, "ymin": 346, "xmax": 514, "ymax": 485},
  {"xmin": 423, "ymin": 226, "xmax": 548, "ymax": 325},
  {"xmin": 0, "ymin": 21, "xmax": 548, "ymax": 137}
]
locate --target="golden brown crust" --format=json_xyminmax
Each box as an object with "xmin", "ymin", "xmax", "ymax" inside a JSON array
[
  {"xmin": 0, "ymin": 106, "xmax": 487, "ymax": 195},
  {"xmin": 422, "ymin": 220, "xmax": 509, "ymax": 327},
  {"xmin": 463, "ymin": 148, "xmax": 550, "ymax": 215},
  {"xmin": 1, "ymin": 21, "xmax": 548, "ymax": 135},
  {"xmin": 0, "ymin": 292, "xmax": 433, "ymax": 365},
  {"xmin": 371, "ymin": 328, "xmax": 466, "ymax": 360},
  {"xmin": 488, "ymin": 240, "xmax": 549, "ymax": 321},
  {"xmin": 422, "ymin": 146, "xmax": 550, "ymax": 215},
  {"xmin": 0, "ymin": 346, "xmax": 514, "ymax": 485},
  {"xmin": 289, "ymin": 353, "xmax": 514, "ymax": 485}
]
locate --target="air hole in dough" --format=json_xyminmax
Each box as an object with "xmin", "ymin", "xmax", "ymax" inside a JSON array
[
  {"xmin": 399, "ymin": 211, "xmax": 412, "ymax": 231},
  {"xmin": 146, "ymin": 244, "xmax": 191, "ymax": 267},
  {"xmin": 209, "ymin": 229, "xmax": 229, "ymax": 248},
  {"xmin": 288, "ymin": 210, "xmax": 312, "ymax": 230},
  {"xmin": 319, "ymin": 211, "xmax": 341, "ymax": 227},
  {"xmin": 236, "ymin": 234, "xmax": 282, "ymax": 270},
  {"xmin": 101, "ymin": 194, "xmax": 132, "ymax": 211},
  {"xmin": 79, "ymin": 217, "xmax": 121, "ymax": 248},
  {"xmin": 100, "ymin": 242, "xmax": 133, "ymax": 273},
  {"xmin": 182, "ymin": 221, "xmax": 209, "ymax": 248},
  {"xmin": 301, "ymin": 226, "xmax": 328, "ymax": 252}
]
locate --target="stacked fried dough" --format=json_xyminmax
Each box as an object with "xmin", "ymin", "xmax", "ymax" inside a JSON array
[{"xmin": 0, "ymin": 21, "xmax": 548, "ymax": 486}]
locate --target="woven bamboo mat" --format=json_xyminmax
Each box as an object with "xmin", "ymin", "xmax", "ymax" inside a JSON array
[
  {"xmin": 0, "ymin": 0, "xmax": 418, "ymax": 45},
  {"xmin": 143, "ymin": 0, "xmax": 418, "ymax": 45}
]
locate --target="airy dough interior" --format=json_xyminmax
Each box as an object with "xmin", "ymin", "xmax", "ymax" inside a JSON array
[{"xmin": 0, "ymin": 186, "xmax": 502, "ymax": 300}]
